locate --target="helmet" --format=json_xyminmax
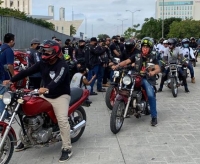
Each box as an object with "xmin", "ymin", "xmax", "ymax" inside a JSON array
[
  {"xmin": 125, "ymin": 39, "xmax": 136, "ymax": 52},
  {"xmin": 167, "ymin": 38, "xmax": 177, "ymax": 47},
  {"xmin": 190, "ymin": 37, "xmax": 195, "ymax": 41},
  {"xmin": 181, "ymin": 38, "xmax": 190, "ymax": 48},
  {"xmin": 163, "ymin": 40, "xmax": 168, "ymax": 44},
  {"xmin": 41, "ymin": 40, "xmax": 61, "ymax": 62},
  {"xmin": 159, "ymin": 38, "xmax": 164, "ymax": 43},
  {"xmin": 141, "ymin": 37, "xmax": 154, "ymax": 56},
  {"xmin": 141, "ymin": 37, "xmax": 154, "ymax": 49}
]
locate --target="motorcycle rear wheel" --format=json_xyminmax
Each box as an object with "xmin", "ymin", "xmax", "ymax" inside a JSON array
[
  {"xmin": 0, "ymin": 128, "xmax": 14, "ymax": 164},
  {"xmin": 170, "ymin": 78, "xmax": 178, "ymax": 97},
  {"xmin": 71, "ymin": 106, "xmax": 86, "ymax": 143},
  {"xmin": 105, "ymin": 85, "xmax": 118, "ymax": 110},
  {"xmin": 110, "ymin": 100, "xmax": 125, "ymax": 134}
]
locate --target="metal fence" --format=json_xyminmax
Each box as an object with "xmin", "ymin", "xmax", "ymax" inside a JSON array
[{"xmin": 0, "ymin": 16, "xmax": 73, "ymax": 49}]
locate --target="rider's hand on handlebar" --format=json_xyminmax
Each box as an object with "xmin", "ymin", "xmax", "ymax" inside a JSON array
[
  {"xmin": 112, "ymin": 65, "xmax": 118, "ymax": 70},
  {"xmin": 3, "ymin": 80, "xmax": 11, "ymax": 86},
  {"xmin": 38, "ymin": 88, "xmax": 49, "ymax": 95},
  {"xmin": 148, "ymin": 71, "xmax": 156, "ymax": 77}
]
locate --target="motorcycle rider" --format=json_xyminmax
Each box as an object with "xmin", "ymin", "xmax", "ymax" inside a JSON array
[
  {"xmin": 158, "ymin": 38, "xmax": 190, "ymax": 93},
  {"xmin": 0, "ymin": 33, "xmax": 15, "ymax": 120},
  {"xmin": 3, "ymin": 40, "xmax": 73, "ymax": 162},
  {"xmin": 73, "ymin": 40, "xmax": 86, "ymax": 68},
  {"xmin": 112, "ymin": 37, "xmax": 160, "ymax": 126},
  {"xmin": 120, "ymin": 39, "xmax": 141, "ymax": 61},
  {"xmin": 189, "ymin": 37, "xmax": 198, "ymax": 62},
  {"xmin": 179, "ymin": 38, "xmax": 195, "ymax": 83},
  {"xmin": 26, "ymin": 38, "xmax": 42, "ymax": 89}
]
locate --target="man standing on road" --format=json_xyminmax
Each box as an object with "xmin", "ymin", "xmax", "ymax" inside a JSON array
[{"xmin": 0, "ymin": 33, "xmax": 15, "ymax": 120}]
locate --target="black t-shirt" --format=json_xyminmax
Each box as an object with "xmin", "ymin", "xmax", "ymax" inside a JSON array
[
  {"xmin": 120, "ymin": 48, "xmax": 141, "ymax": 61},
  {"xmin": 119, "ymin": 43, "xmax": 125, "ymax": 52},
  {"xmin": 11, "ymin": 59, "xmax": 70, "ymax": 98},
  {"xmin": 62, "ymin": 45, "xmax": 73, "ymax": 58},
  {"xmin": 129, "ymin": 53, "xmax": 159, "ymax": 85}
]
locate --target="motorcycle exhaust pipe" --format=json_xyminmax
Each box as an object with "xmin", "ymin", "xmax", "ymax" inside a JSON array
[{"xmin": 70, "ymin": 120, "xmax": 86, "ymax": 138}]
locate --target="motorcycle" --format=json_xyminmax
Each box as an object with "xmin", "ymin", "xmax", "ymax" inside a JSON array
[
  {"xmin": 105, "ymin": 58, "xmax": 121, "ymax": 110},
  {"xmin": 0, "ymin": 86, "xmax": 89, "ymax": 164},
  {"xmin": 110, "ymin": 63, "xmax": 155, "ymax": 134},
  {"xmin": 162, "ymin": 56, "xmax": 189, "ymax": 97}
]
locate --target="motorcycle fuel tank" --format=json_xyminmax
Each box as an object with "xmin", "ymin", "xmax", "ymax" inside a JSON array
[{"xmin": 22, "ymin": 96, "xmax": 53, "ymax": 116}]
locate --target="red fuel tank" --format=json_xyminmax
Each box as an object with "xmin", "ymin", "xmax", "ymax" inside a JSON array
[{"xmin": 22, "ymin": 96, "xmax": 54, "ymax": 116}]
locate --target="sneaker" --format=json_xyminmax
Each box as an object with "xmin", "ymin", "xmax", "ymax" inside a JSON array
[
  {"xmin": 185, "ymin": 88, "xmax": 190, "ymax": 93},
  {"xmin": 157, "ymin": 88, "xmax": 162, "ymax": 92},
  {"xmin": 191, "ymin": 77, "xmax": 195, "ymax": 83},
  {"xmin": 59, "ymin": 149, "xmax": 73, "ymax": 162},
  {"xmin": 103, "ymin": 83, "xmax": 110, "ymax": 87},
  {"xmin": 15, "ymin": 142, "xmax": 25, "ymax": 152},
  {"xmin": 151, "ymin": 117, "xmax": 157, "ymax": 126}
]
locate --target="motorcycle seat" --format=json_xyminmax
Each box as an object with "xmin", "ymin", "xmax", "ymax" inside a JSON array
[{"xmin": 69, "ymin": 88, "xmax": 83, "ymax": 106}]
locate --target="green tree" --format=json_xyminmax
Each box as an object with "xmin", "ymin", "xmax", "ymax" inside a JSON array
[
  {"xmin": 168, "ymin": 19, "xmax": 200, "ymax": 38},
  {"xmin": 0, "ymin": 1, "xmax": 3, "ymax": 5},
  {"xmin": 97, "ymin": 34, "xmax": 110, "ymax": 39},
  {"xmin": 124, "ymin": 24, "xmax": 140, "ymax": 39},
  {"xmin": 70, "ymin": 24, "xmax": 76, "ymax": 36},
  {"xmin": 0, "ymin": 7, "xmax": 55, "ymax": 30}
]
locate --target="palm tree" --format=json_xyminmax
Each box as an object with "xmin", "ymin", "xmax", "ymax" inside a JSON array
[{"xmin": 70, "ymin": 24, "xmax": 76, "ymax": 36}]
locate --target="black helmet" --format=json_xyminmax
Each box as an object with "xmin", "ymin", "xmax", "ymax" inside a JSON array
[
  {"xmin": 125, "ymin": 39, "xmax": 136, "ymax": 52},
  {"xmin": 167, "ymin": 38, "xmax": 177, "ymax": 47},
  {"xmin": 190, "ymin": 37, "xmax": 195, "ymax": 41}
]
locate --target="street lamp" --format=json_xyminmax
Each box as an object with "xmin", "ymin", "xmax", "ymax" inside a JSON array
[
  {"xmin": 117, "ymin": 19, "xmax": 128, "ymax": 36},
  {"xmin": 162, "ymin": 0, "xmax": 164, "ymax": 38},
  {"xmin": 126, "ymin": 9, "xmax": 141, "ymax": 28}
]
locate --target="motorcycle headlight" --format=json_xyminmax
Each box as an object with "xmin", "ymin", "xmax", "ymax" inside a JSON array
[
  {"xmin": 3, "ymin": 92, "xmax": 12, "ymax": 105},
  {"xmin": 114, "ymin": 71, "xmax": 119, "ymax": 77},
  {"xmin": 123, "ymin": 76, "xmax": 132, "ymax": 85}
]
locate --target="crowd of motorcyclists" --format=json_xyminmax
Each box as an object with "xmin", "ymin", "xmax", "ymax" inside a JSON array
[{"xmin": 0, "ymin": 32, "xmax": 200, "ymax": 162}]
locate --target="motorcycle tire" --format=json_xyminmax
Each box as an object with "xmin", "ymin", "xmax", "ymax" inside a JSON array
[
  {"xmin": 0, "ymin": 127, "xmax": 14, "ymax": 164},
  {"xmin": 71, "ymin": 106, "xmax": 86, "ymax": 143},
  {"xmin": 105, "ymin": 85, "xmax": 118, "ymax": 110},
  {"xmin": 170, "ymin": 78, "xmax": 178, "ymax": 98},
  {"xmin": 110, "ymin": 100, "xmax": 125, "ymax": 134}
]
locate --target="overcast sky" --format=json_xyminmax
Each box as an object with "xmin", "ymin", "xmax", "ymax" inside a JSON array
[{"xmin": 32, "ymin": 0, "xmax": 156, "ymax": 38}]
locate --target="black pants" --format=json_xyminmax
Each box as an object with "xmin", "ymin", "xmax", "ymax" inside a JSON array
[
  {"xmin": 103, "ymin": 67, "xmax": 110, "ymax": 84},
  {"xmin": 29, "ymin": 77, "xmax": 42, "ymax": 89}
]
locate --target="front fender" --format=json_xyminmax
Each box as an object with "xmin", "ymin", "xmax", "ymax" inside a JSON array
[
  {"xmin": 116, "ymin": 94, "xmax": 128, "ymax": 103},
  {"xmin": 0, "ymin": 121, "xmax": 17, "ymax": 145}
]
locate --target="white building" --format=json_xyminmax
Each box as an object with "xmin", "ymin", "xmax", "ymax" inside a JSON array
[
  {"xmin": 0, "ymin": 0, "xmax": 32, "ymax": 14},
  {"xmin": 155, "ymin": 0, "xmax": 200, "ymax": 20}
]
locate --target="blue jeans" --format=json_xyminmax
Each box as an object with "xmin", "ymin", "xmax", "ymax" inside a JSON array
[
  {"xmin": 0, "ymin": 81, "xmax": 9, "ymax": 119},
  {"xmin": 187, "ymin": 62, "xmax": 194, "ymax": 78},
  {"xmin": 110, "ymin": 70, "xmax": 114, "ymax": 82},
  {"xmin": 142, "ymin": 79, "xmax": 157, "ymax": 118},
  {"xmin": 97, "ymin": 65, "xmax": 105, "ymax": 90},
  {"xmin": 88, "ymin": 65, "xmax": 99, "ymax": 93}
]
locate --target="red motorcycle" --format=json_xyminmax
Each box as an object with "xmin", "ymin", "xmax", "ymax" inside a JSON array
[
  {"xmin": 110, "ymin": 63, "xmax": 156, "ymax": 134},
  {"xmin": 0, "ymin": 87, "xmax": 89, "ymax": 164}
]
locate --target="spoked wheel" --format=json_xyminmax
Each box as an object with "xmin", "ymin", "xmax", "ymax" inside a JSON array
[
  {"xmin": 71, "ymin": 106, "xmax": 86, "ymax": 143},
  {"xmin": 0, "ymin": 128, "xmax": 14, "ymax": 164},
  {"xmin": 105, "ymin": 85, "xmax": 118, "ymax": 110},
  {"xmin": 110, "ymin": 100, "xmax": 125, "ymax": 134},
  {"xmin": 170, "ymin": 78, "xmax": 178, "ymax": 97}
]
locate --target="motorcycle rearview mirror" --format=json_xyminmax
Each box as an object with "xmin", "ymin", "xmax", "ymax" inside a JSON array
[{"xmin": 114, "ymin": 58, "xmax": 120, "ymax": 64}]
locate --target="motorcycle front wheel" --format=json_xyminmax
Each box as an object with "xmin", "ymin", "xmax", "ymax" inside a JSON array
[
  {"xmin": 71, "ymin": 106, "xmax": 86, "ymax": 143},
  {"xmin": 110, "ymin": 100, "xmax": 125, "ymax": 134},
  {"xmin": 105, "ymin": 85, "xmax": 118, "ymax": 110},
  {"xmin": 0, "ymin": 127, "xmax": 14, "ymax": 164},
  {"xmin": 170, "ymin": 78, "xmax": 178, "ymax": 97}
]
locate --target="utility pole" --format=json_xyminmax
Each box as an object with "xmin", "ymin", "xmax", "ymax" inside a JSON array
[
  {"xmin": 72, "ymin": 6, "xmax": 74, "ymax": 21},
  {"xmin": 92, "ymin": 24, "xmax": 93, "ymax": 37},
  {"xmin": 126, "ymin": 10, "xmax": 141, "ymax": 28},
  {"xmin": 117, "ymin": 19, "xmax": 128, "ymax": 36},
  {"xmin": 162, "ymin": 0, "xmax": 164, "ymax": 38}
]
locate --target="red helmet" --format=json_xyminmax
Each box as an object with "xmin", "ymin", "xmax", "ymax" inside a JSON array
[{"xmin": 41, "ymin": 40, "xmax": 62, "ymax": 62}]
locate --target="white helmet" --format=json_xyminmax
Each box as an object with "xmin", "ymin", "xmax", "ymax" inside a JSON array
[{"xmin": 163, "ymin": 40, "xmax": 168, "ymax": 44}]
